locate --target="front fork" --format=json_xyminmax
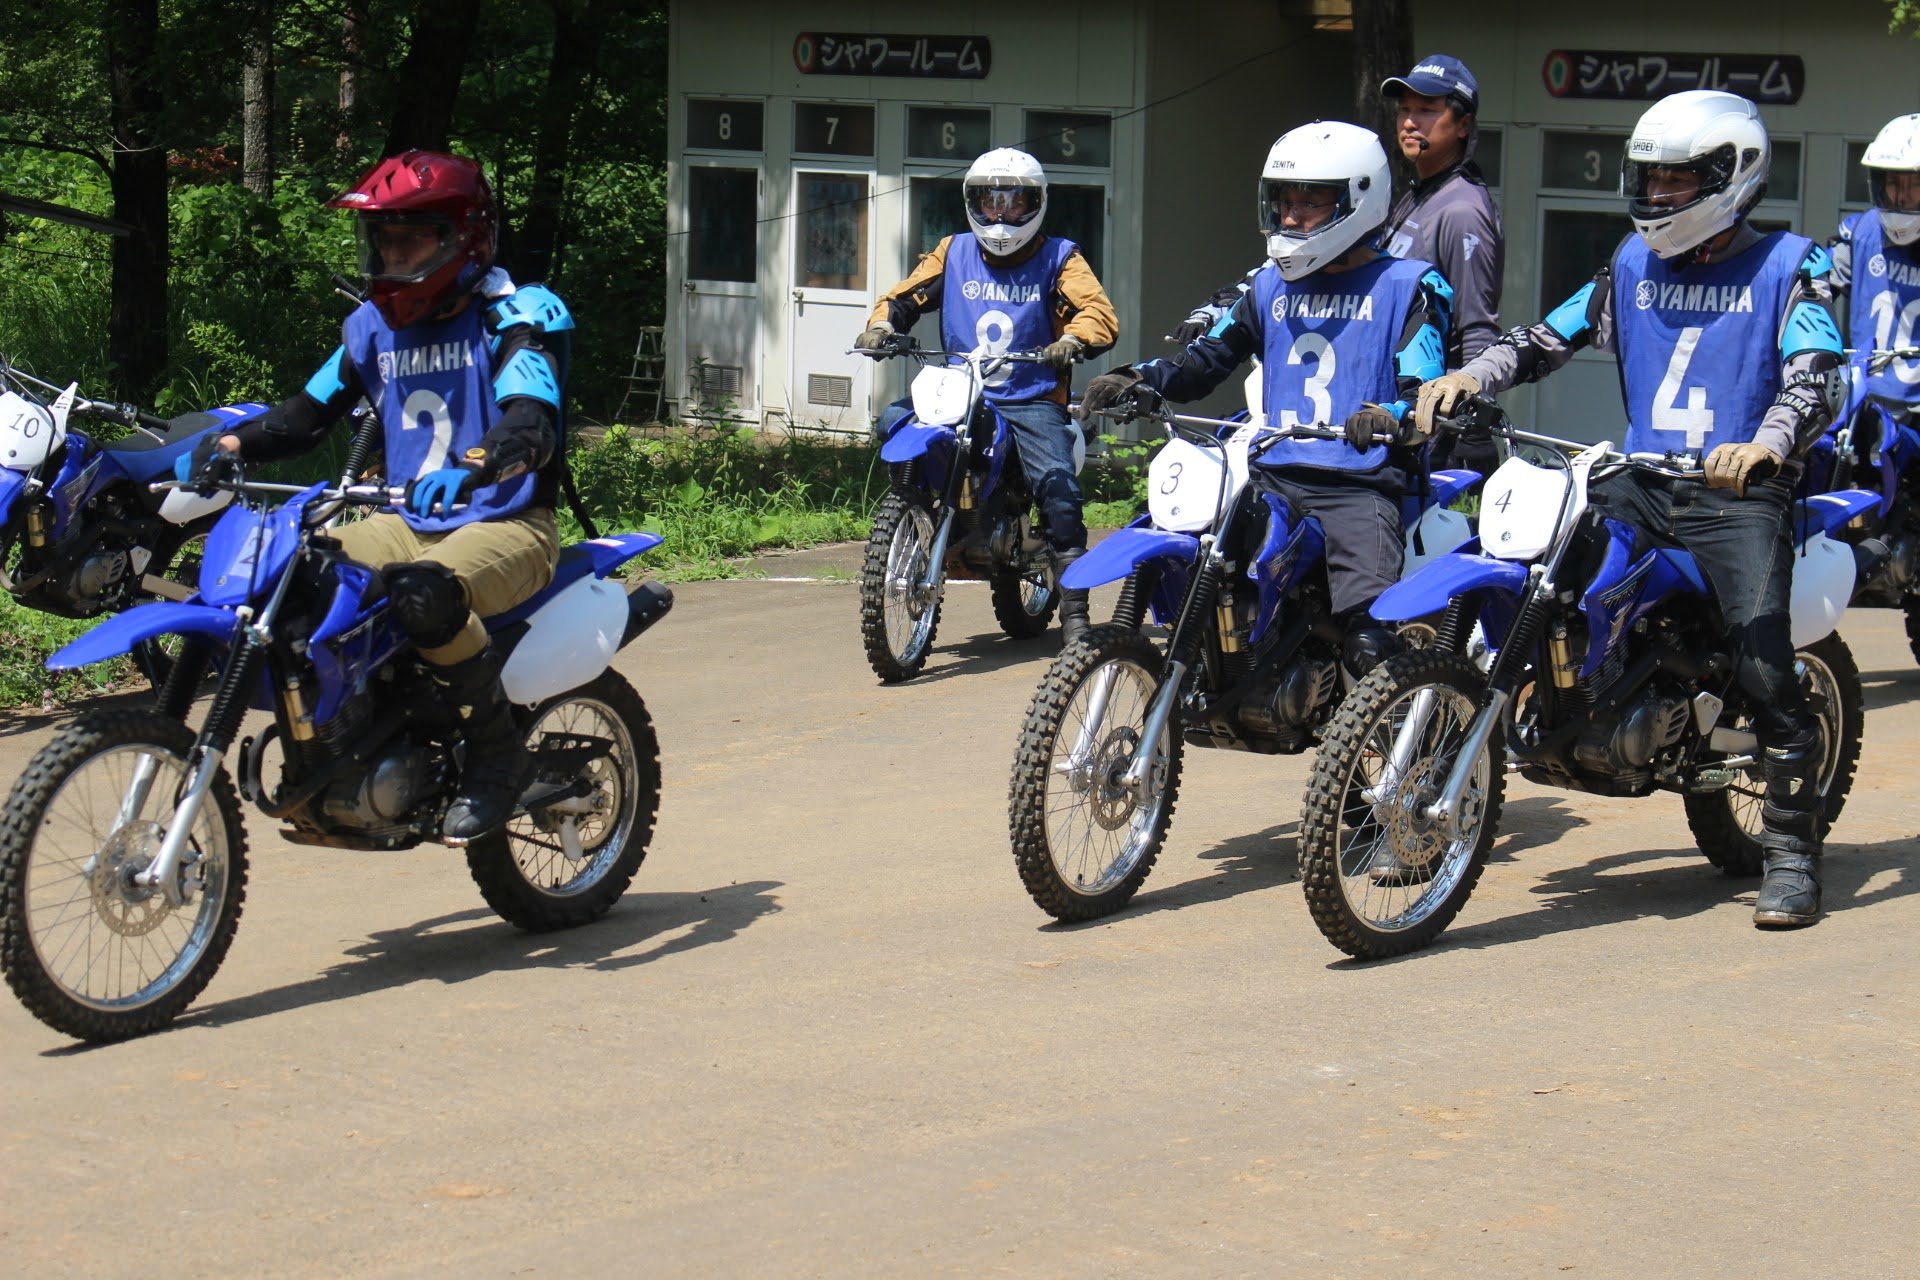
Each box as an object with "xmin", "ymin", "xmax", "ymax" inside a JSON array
[{"xmin": 915, "ymin": 437, "xmax": 972, "ymax": 593}]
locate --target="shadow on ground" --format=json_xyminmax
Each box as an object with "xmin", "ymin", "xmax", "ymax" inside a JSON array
[{"xmin": 69, "ymin": 879, "xmax": 789, "ymax": 1047}]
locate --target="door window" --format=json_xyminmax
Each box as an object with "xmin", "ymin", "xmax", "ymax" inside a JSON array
[
  {"xmin": 687, "ymin": 167, "xmax": 757, "ymax": 284},
  {"xmin": 795, "ymin": 172, "xmax": 869, "ymax": 290}
]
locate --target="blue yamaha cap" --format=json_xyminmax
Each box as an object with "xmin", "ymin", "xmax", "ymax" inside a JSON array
[{"xmin": 1382, "ymin": 54, "xmax": 1479, "ymax": 114}]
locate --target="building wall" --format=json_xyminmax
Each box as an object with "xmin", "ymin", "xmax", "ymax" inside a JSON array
[
  {"xmin": 1136, "ymin": 2, "xmax": 1353, "ymax": 418},
  {"xmin": 1415, "ymin": 0, "xmax": 1920, "ymax": 439}
]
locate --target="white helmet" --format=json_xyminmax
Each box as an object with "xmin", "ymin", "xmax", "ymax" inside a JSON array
[
  {"xmin": 1257, "ymin": 121, "xmax": 1391, "ymax": 281},
  {"xmin": 1620, "ymin": 90, "xmax": 1769, "ymax": 260},
  {"xmin": 1862, "ymin": 113, "xmax": 1920, "ymax": 246},
  {"xmin": 963, "ymin": 148, "xmax": 1047, "ymax": 258}
]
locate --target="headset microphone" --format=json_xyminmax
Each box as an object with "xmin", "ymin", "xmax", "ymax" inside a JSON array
[{"xmin": 1416, "ymin": 138, "xmax": 1431, "ymax": 152}]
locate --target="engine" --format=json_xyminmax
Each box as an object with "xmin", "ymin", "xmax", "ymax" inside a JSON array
[
  {"xmin": 1572, "ymin": 688, "xmax": 1690, "ymax": 776},
  {"xmin": 1238, "ymin": 654, "xmax": 1339, "ymax": 736},
  {"xmin": 319, "ymin": 741, "xmax": 442, "ymax": 831}
]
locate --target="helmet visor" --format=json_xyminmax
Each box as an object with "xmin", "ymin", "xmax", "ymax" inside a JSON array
[
  {"xmin": 1870, "ymin": 168, "xmax": 1920, "ymax": 215},
  {"xmin": 1259, "ymin": 180, "xmax": 1351, "ymax": 240},
  {"xmin": 965, "ymin": 180, "xmax": 1041, "ymax": 227},
  {"xmin": 1621, "ymin": 144, "xmax": 1737, "ymax": 220},
  {"xmin": 353, "ymin": 213, "xmax": 464, "ymax": 283}
]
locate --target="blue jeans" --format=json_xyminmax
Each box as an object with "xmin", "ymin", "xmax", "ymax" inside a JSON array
[{"xmin": 879, "ymin": 396, "xmax": 1086, "ymax": 553}]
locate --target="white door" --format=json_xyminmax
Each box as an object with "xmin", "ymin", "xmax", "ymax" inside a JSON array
[
  {"xmin": 787, "ymin": 169, "xmax": 874, "ymax": 434},
  {"xmin": 683, "ymin": 163, "xmax": 760, "ymax": 420}
]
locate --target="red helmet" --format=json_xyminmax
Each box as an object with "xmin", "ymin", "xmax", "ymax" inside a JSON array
[{"xmin": 329, "ymin": 151, "xmax": 497, "ymax": 328}]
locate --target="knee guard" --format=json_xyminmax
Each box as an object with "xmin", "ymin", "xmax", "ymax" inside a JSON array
[
  {"xmin": 1341, "ymin": 623, "xmax": 1404, "ymax": 681},
  {"xmin": 384, "ymin": 561, "xmax": 471, "ymax": 650}
]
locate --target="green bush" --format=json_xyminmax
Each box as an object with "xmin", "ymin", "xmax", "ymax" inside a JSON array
[{"xmin": 0, "ymin": 596, "xmax": 131, "ymax": 711}]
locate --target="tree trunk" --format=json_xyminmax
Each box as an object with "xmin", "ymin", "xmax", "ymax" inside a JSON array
[
  {"xmin": 242, "ymin": 0, "xmax": 274, "ymax": 197},
  {"xmin": 338, "ymin": 0, "xmax": 364, "ymax": 161},
  {"xmin": 1350, "ymin": 0, "xmax": 1413, "ymax": 173},
  {"xmin": 513, "ymin": 0, "xmax": 614, "ymax": 282},
  {"xmin": 105, "ymin": 0, "xmax": 169, "ymax": 404},
  {"xmin": 380, "ymin": 0, "xmax": 482, "ymax": 156}
]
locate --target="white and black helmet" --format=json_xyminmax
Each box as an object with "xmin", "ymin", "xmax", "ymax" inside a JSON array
[
  {"xmin": 1257, "ymin": 121, "xmax": 1391, "ymax": 281},
  {"xmin": 1862, "ymin": 113, "xmax": 1920, "ymax": 246},
  {"xmin": 963, "ymin": 147, "xmax": 1047, "ymax": 258},
  {"xmin": 1620, "ymin": 90, "xmax": 1770, "ymax": 260}
]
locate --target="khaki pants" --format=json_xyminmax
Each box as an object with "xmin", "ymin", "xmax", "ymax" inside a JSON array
[{"xmin": 333, "ymin": 508, "xmax": 560, "ymax": 665}]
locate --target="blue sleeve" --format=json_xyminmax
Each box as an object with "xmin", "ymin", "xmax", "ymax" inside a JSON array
[{"xmin": 1136, "ymin": 290, "xmax": 1261, "ymax": 401}]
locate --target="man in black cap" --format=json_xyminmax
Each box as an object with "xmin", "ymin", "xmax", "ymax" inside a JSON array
[{"xmin": 1380, "ymin": 53, "xmax": 1505, "ymax": 476}]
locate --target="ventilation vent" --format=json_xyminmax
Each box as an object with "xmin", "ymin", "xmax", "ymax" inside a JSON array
[
  {"xmin": 693, "ymin": 362, "xmax": 744, "ymax": 401},
  {"xmin": 806, "ymin": 373, "xmax": 853, "ymax": 407}
]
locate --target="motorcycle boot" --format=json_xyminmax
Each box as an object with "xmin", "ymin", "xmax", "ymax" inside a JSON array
[
  {"xmin": 1053, "ymin": 547, "xmax": 1091, "ymax": 647},
  {"xmin": 435, "ymin": 643, "xmax": 533, "ymax": 844},
  {"xmin": 1753, "ymin": 723, "xmax": 1825, "ymax": 928}
]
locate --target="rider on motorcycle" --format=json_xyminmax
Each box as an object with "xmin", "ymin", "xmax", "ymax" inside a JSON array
[
  {"xmin": 1417, "ymin": 90, "xmax": 1848, "ymax": 928},
  {"xmin": 1829, "ymin": 113, "xmax": 1920, "ymax": 442},
  {"xmin": 177, "ymin": 150, "xmax": 571, "ymax": 844},
  {"xmin": 854, "ymin": 147, "xmax": 1119, "ymax": 646},
  {"xmin": 1079, "ymin": 121, "xmax": 1453, "ymax": 682}
]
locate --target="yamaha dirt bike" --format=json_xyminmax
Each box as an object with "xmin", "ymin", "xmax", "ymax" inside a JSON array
[
  {"xmin": 0, "ymin": 357, "xmax": 265, "ymax": 638},
  {"xmin": 1297, "ymin": 400, "xmax": 1873, "ymax": 959},
  {"xmin": 1006, "ymin": 398, "xmax": 1479, "ymax": 922},
  {"xmin": 852, "ymin": 337, "xmax": 1084, "ymax": 682},
  {"xmin": 0, "ymin": 474, "xmax": 673, "ymax": 1042},
  {"xmin": 1809, "ymin": 345, "xmax": 1920, "ymax": 656}
]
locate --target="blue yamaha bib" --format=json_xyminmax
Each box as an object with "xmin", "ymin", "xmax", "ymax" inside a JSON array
[
  {"xmin": 1613, "ymin": 231, "xmax": 1809, "ymax": 456},
  {"xmin": 941, "ymin": 234, "xmax": 1078, "ymax": 404},
  {"xmin": 1841, "ymin": 213, "xmax": 1920, "ymax": 407},
  {"xmin": 342, "ymin": 301, "xmax": 534, "ymax": 532},
  {"xmin": 1252, "ymin": 255, "xmax": 1427, "ymax": 472}
]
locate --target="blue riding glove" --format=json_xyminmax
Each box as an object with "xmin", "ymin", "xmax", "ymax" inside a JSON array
[{"xmin": 405, "ymin": 464, "xmax": 481, "ymax": 517}]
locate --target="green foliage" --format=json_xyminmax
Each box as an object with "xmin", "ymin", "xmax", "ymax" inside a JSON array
[
  {"xmin": 565, "ymin": 425, "xmax": 883, "ymax": 577},
  {"xmin": 1892, "ymin": 1, "xmax": 1920, "ymax": 35},
  {"xmin": 0, "ymin": 596, "xmax": 130, "ymax": 710}
]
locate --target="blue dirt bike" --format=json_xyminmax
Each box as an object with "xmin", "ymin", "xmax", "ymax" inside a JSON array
[
  {"xmin": 1006, "ymin": 399, "xmax": 1479, "ymax": 922},
  {"xmin": 853, "ymin": 338, "xmax": 1084, "ymax": 682},
  {"xmin": 1808, "ymin": 344, "xmax": 1920, "ymax": 657},
  {"xmin": 0, "ymin": 474, "xmax": 673, "ymax": 1042},
  {"xmin": 1297, "ymin": 400, "xmax": 1874, "ymax": 959},
  {"xmin": 0, "ymin": 357, "xmax": 267, "ymax": 638}
]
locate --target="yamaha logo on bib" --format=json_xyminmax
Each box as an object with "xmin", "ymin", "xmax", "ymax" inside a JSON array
[
  {"xmin": 961, "ymin": 279, "xmax": 983, "ymax": 300},
  {"xmin": 1635, "ymin": 280, "xmax": 1657, "ymax": 310},
  {"xmin": 1869, "ymin": 252, "xmax": 1888, "ymax": 279}
]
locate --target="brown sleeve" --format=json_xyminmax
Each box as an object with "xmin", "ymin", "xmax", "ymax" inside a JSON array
[
  {"xmin": 867, "ymin": 236, "xmax": 951, "ymax": 332},
  {"xmin": 1054, "ymin": 249, "xmax": 1119, "ymax": 357}
]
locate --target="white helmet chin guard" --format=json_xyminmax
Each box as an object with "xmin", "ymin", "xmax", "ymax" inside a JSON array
[
  {"xmin": 1620, "ymin": 90, "xmax": 1769, "ymax": 260},
  {"xmin": 963, "ymin": 147, "xmax": 1047, "ymax": 258},
  {"xmin": 1257, "ymin": 121, "xmax": 1391, "ymax": 281},
  {"xmin": 1863, "ymin": 113, "xmax": 1920, "ymax": 247}
]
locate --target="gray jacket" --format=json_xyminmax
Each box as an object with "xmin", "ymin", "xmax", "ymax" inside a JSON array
[{"xmin": 1384, "ymin": 162, "xmax": 1504, "ymax": 368}]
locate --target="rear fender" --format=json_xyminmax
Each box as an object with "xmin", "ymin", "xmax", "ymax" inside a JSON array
[
  {"xmin": 46, "ymin": 601, "xmax": 236, "ymax": 670},
  {"xmin": 1370, "ymin": 552, "xmax": 1527, "ymax": 623}
]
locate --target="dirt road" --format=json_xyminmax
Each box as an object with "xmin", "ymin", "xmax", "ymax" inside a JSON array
[{"xmin": 3, "ymin": 554, "xmax": 1917, "ymax": 1277}]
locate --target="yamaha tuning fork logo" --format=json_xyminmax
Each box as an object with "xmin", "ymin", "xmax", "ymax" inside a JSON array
[
  {"xmin": 1868, "ymin": 252, "xmax": 1888, "ymax": 279},
  {"xmin": 1634, "ymin": 280, "xmax": 1658, "ymax": 310},
  {"xmin": 961, "ymin": 280, "xmax": 983, "ymax": 300}
]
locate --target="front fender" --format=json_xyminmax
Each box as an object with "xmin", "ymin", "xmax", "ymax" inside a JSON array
[
  {"xmin": 1370, "ymin": 552, "xmax": 1527, "ymax": 623},
  {"xmin": 1795, "ymin": 488, "xmax": 1881, "ymax": 541},
  {"xmin": 46, "ymin": 601, "xmax": 236, "ymax": 670},
  {"xmin": 1063, "ymin": 526, "xmax": 1200, "ymax": 590},
  {"xmin": 880, "ymin": 422, "xmax": 957, "ymax": 464},
  {"xmin": 0, "ymin": 467, "xmax": 24, "ymax": 523}
]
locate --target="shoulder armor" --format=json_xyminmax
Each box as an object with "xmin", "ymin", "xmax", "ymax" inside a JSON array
[
  {"xmin": 487, "ymin": 284, "xmax": 574, "ymax": 335},
  {"xmin": 1418, "ymin": 266, "xmax": 1455, "ymax": 309},
  {"xmin": 1800, "ymin": 243, "xmax": 1834, "ymax": 281}
]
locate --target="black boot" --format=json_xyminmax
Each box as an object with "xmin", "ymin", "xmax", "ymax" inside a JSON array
[
  {"xmin": 1054, "ymin": 549, "xmax": 1090, "ymax": 648},
  {"xmin": 433, "ymin": 645, "xmax": 533, "ymax": 844},
  {"xmin": 1753, "ymin": 726, "xmax": 1824, "ymax": 929}
]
